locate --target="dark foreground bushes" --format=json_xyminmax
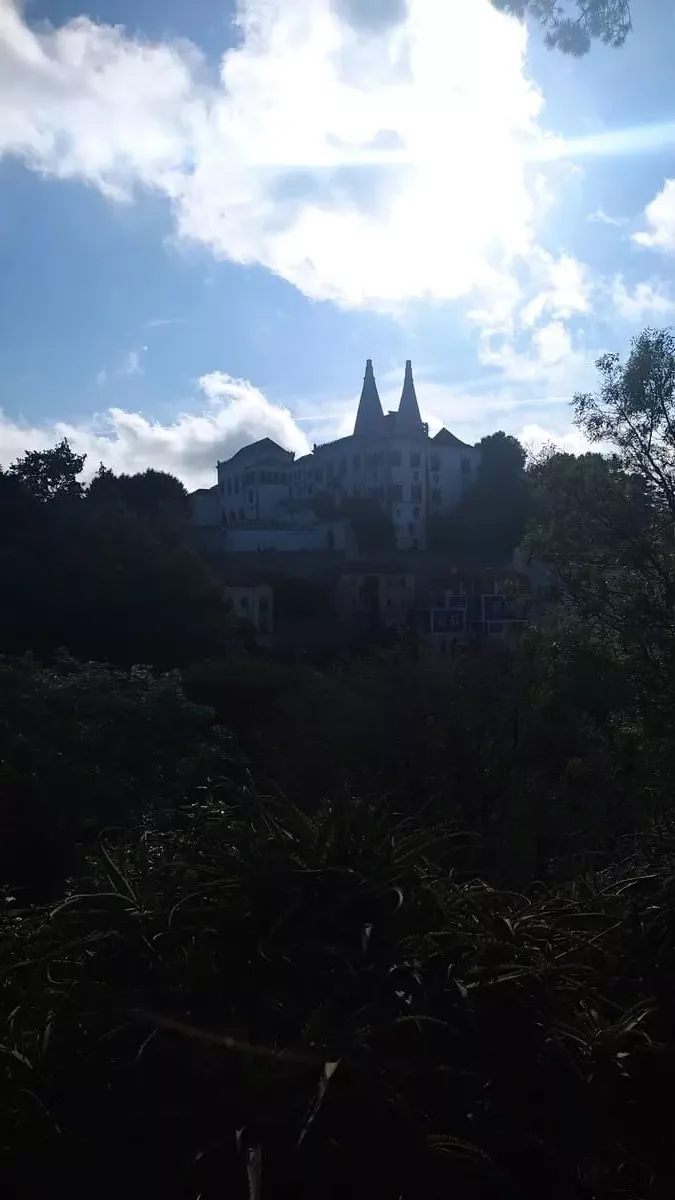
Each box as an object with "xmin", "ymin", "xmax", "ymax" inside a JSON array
[
  {"xmin": 2, "ymin": 794, "xmax": 675, "ymax": 1200},
  {"xmin": 0, "ymin": 655, "xmax": 237, "ymax": 899}
]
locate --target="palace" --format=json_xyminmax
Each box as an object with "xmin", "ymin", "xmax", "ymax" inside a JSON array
[{"xmin": 194, "ymin": 360, "xmax": 480, "ymax": 552}]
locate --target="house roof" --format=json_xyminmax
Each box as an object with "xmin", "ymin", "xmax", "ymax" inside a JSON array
[
  {"xmin": 223, "ymin": 438, "xmax": 294, "ymax": 464},
  {"xmin": 433, "ymin": 428, "xmax": 472, "ymax": 450}
]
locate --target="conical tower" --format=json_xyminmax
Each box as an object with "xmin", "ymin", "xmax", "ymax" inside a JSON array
[
  {"xmin": 397, "ymin": 360, "xmax": 423, "ymax": 434},
  {"xmin": 354, "ymin": 359, "xmax": 384, "ymax": 436}
]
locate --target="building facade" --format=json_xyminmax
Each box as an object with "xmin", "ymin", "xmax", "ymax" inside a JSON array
[
  {"xmin": 223, "ymin": 583, "xmax": 274, "ymax": 636},
  {"xmin": 199, "ymin": 361, "xmax": 480, "ymax": 552}
]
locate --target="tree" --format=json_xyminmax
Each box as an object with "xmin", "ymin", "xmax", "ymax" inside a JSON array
[
  {"xmin": 88, "ymin": 466, "xmax": 189, "ymax": 522},
  {"xmin": 478, "ymin": 430, "xmax": 527, "ymax": 480},
  {"xmin": 1, "ymin": 448, "xmax": 233, "ymax": 667},
  {"xmin": 342, "ymin": 496, "xmax": 396, "ymax": 554},
  {"xmin": 0, "ymin": 654, "xmax": 235, "ymax": 899},
  {"xmin": 7, "ymin": 438, "xmax": 86, "ymax": 502},
  {"xmin": 575, "ymin": 328, "xmax": 675, "ymax": 518},
  {"xmin": 428, "ymin": 432, "xmax": 528, "ymax": 561},
  {"xmin": 524, "ymin": 329, "xmax": 675, "ymax": 746},
  {"xmin": 492, "ymin": 0, "xmax": 631, "ymax": 55}
]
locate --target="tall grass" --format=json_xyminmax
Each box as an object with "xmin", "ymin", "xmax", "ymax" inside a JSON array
[{"xmin": 2, "ymin": 794, "xmax": 675, "ymax": 1198}]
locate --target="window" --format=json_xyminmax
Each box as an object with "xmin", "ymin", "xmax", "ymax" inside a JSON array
[
  {"xmin": 227, "ymin": 478, "xmax": 232, "ymax": 495},
  {"xmin": 240, "ymin": 596, "xmax": 249, "ymax": 609},
  {"xmin": 230, "ymin": 510, "xmax": 236, "ymax": 522},
  {"xmin": 248, "ymin": 491, "xmax": 254, "ymax": 504},
  {"xmin": 234, "ymin": 477, "xmax": 240, "ymax": 494},
  {"xmin": 411, "ymin": 485, "xmax": 422, "ymax": 503},
  {"xmin": 315, "ymin": 469, "xmax": 323, "ymax": 483},
  {"xmin": 413, "ymin": 471, "xmax": 419, "ymax": 483},
  {"xmin": 461, "ymin": 457, "xmax": 471, "ymax": 475},
  {"xmin": 413, "ymin": 507, "xmax": 420, "ymax": 518},
  {"xmin": 400, "ymin": 577, "xmax": 405, "ymax": 587},
  {"xmin": 339, "ymin": 458, "xmax": 347, "ymax": 475},
  {"xmin": 409, "ymin": 523, "xmax": 415, "ymax": 536},
  {"xmin": 386, "ymin": 598, "xmax": 392, "ymax": 608},
  {"xmin": 430, "ymin": 488, "xmax": 442, "ymax": 505},
  {"xmin": 353, "ymin": 455, "xmax": 361, "ymax": 471},
  {"xmin": 389, "ymin": 483, "xmax": 402, "ymax": 502},
  {"xmin": 410, "ymin": 451, "xmax": 421, "ymax": 467},
  {"xmin": 259, "ymin": 596, "xmax": 269, "ymax": 633},
  {"xmin": 389, "ymin": 449, "xmax": 401, "ymax": 466},
  {"xmin": 430, "ymin": 453, "xmax": 440, "ymax": 472},
  {"xmin": 238, "ymin": 507, "xmax": 244, "ymax": 520}
]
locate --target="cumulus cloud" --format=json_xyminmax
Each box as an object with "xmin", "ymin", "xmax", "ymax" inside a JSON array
[
  {"xmin": 477, "ymin": 319, "xmax": 594, "ymax": 389},
  {"xmin": 519, "ymin": 252, "xmax": 593, "ymax": 327},
  {"xmin": 611, "ymin": 276, "xmax": 675, "ymax": 321},
  {"xmin": 517, "ymin": 422, "xmax": 590, "ymax": 457},
  {"xmin": 0, "ymin": 0, "xmax": 555, "ymax": 309},
  {"xmin": 0, "ymin": 371, "xmax": 309, "ymax": 489},
  {"xmin": 634, "ymin": 179, "xmax": 675, "ymax": 253}
]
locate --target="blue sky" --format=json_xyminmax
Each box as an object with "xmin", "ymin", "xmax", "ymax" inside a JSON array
[{"xmin": 1, "ymin": 0, "xmax": 675, "ymax": 487}]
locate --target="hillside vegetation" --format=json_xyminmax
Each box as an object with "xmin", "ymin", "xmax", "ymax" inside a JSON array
[{"xmin": 2, "ymin": 329, "xmax": 675, "ymax": 1199}]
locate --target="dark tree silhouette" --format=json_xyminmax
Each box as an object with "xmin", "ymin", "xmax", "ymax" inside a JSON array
[
  {"xmin": 7, "ymin": 438, "xmax": 86, "ymax": 502},
  {"xmin": 88, "ymin": 465, "xmax": 189, "ymax": 521},
  {"xmin": 493, "ymin": 0, "xmax": 631, "ymax": 55},
  {"xmin": 429, "ymin": 431, "xmax": 528, "ymax": 560}
]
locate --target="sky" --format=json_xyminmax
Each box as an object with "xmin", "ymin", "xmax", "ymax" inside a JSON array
[{"xmin": 1, "ymin": 0, "xmax": 675, "ymax": 488}]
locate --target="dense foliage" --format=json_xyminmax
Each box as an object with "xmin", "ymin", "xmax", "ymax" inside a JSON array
[
  {"xmin": 4, "ymin": 326, "xmax": 675, "ymax": 1198},
  {"xmin": 493, "ymin": 0, "xmax": 632, "ymax": 55}
]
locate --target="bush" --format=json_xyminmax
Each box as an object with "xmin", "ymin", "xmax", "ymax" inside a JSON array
[{"xmin": 0, "ymin": 655, "xmax": 238, "ymax": 899}]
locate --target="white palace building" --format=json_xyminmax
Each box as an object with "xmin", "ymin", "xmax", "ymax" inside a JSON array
[{"xmin": 192, "ymin": 360, "xmax": 480, "ymax": 552}]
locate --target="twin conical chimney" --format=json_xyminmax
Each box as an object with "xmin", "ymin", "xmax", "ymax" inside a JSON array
[
  {"xmin": 354, "ymin": 358, "xmax": 385, "ymax": 436},
  {"xmin": 353, "ymin": 359, "xmax": 423, "ymax": 436}
]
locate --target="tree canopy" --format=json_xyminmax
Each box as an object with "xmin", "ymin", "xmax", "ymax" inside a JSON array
[
  {"xmin": 428, "ymin": 430, "xmax": 529, "ymax": 560},
  {"xmin": 493, "ymin": 0, "xmax": 632, "ymax": 55},
  {"xmin": 88, "ymin": 464, "xmax": 190, "ymax": 521},
  {"xmin": 6, "ymin": 438, "xmax": 86, "ymax": 502}
]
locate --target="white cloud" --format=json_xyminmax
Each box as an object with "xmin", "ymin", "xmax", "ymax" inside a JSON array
[
  {"xmin": 517, "ymin": 422, "xmax": 590, "ymax": 457},
  {"xmin": 478, "ymin": 319, "xmax": 592, "ymax": 386},
  {"xmin": 611, "ymin": 276, "xmax": 675, "ymax": 321},
  {"xmin": 519, "ymin": 251, "xmax": 593, "ymax": 327},
  {"xmin": 587, "ymin": 208, "xmax": 626, "ymax": 228},
  {"xmin": 634, "ymin": 179, "xmax": 675, "ymax": 253},
  {"xmin": 120, "ymin": 347, "xmax": 147, "ymax": 376},
  {"xmin": 0, "ymin": 0, "xmax": 557, "ymax": 309},
  {"xmin": 0, "ymin": 371, "xmax": 309, "ymax": 489}
]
